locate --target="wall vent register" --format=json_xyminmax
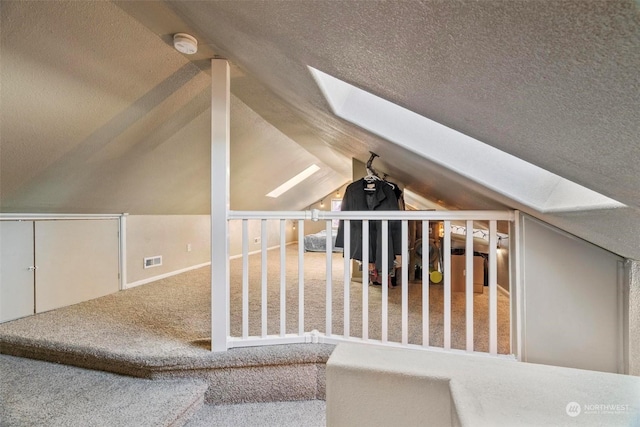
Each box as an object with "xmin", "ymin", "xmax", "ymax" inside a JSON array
[{"xmin": 144, "ymin": 256, "xmax": 162, "ymax": 269}]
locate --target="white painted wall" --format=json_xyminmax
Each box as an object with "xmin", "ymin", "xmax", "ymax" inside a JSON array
[
  {"xmin": 228, "ymin": 218, "xmax": 294, "ymax": 257},
  {"xmin": 497, "ymin": 247, "xmax": 510, "ymax": 293},
  {"xmin": 521, "ymin": 214, "xmax": 623, "ymax": 373},
  {"xmin": 126, "ymin": 215, "xmax": 211, "ymax": 286}
]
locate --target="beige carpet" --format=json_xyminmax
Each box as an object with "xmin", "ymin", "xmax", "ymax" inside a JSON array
[{"xmin": 0, "ymin": 354, "xmax": 208, "ymax": 427}]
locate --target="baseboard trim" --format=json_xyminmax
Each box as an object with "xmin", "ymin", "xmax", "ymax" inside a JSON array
[
  {"xmin": 229, "ymin": 241, "xmax": 296, "ymax": 260},
  {"xmin": 125, "ymin": 262, "xmax": 211, "ymax": 289},
  {"xmin": 498, "ymin": 284, "xmax": 510, "ymax": 297}
]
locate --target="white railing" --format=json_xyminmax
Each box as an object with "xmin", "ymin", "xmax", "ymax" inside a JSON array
[{"xmin": 222, "ymin": 209, "xmax": 517, "ymax": 358}]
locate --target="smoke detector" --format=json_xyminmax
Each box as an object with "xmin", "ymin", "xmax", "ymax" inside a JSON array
[{"xmin": 173, "ymin": 33, "xmax": 198, "ymax": 55}]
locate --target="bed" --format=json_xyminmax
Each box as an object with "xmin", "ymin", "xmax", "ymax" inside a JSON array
[{"xmin": 303, "ymin": 229, "xmax": 343, "ymax": 252}]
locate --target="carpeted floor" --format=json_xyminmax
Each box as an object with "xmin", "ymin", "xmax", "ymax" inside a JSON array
[
  {"xmin": 0, "ymin": 353, "xmax": 326, "ymax": 427},
  {"xmin": 184, "ymin": 400, "xmax": 326, "ymax": 427},
  {"xmin": 0, "ymin": 354, "xmax": 208, "ymax": 427}
]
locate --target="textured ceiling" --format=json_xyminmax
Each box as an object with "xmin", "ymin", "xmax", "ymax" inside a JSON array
[{"xmin": 1, "ymin": 1, "xmax": 639, "ymax": 259}]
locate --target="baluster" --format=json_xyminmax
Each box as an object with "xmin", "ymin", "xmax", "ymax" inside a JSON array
[
  {"xmin": 298, "ymin": 220, "xmax": 305, "ymax": 336},
  {"xmin": 343, "ymin": 220, "xmax": 351, "ymax": 338},
  {"xmin": 465, "ymin": 220, "xmax": 474, "ymax": 351},
  {"xmin": 382, "ymin": 220, "xmax": 389, "ymax": 343},
  {"xmin": 422, "ymin": 220, "xmax": 430, "ymax": 347},
  {"xmin": 280, "ymin": 219, "xmax": 286, "ymax": 337},
  {"xmin": 443, "ymin": 220, "xmax": 451, "ymax": 350},
  {"xmin": 326, "ymin": 220, "xmax": 332, "ymax": 337},
  {"xmin": 242, "ymin": 219, "xmax": 249, "ymax": 339},
  {"xmin": 401, "ymin": 220, "xmax": 408, "ymax": 345},
  {"xmin": 489, "ymin": 220, "xmax": 498, "ymax": 355},
  {"xmin": 362, "ymin": 220, "xmax": 369, "ymax": 341},
  {"xmin": 261, "ymin": 219, "xmax": 267, "ymax": 338}
]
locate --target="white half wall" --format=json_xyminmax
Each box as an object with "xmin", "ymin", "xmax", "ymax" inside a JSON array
[
  {"xmin": 327, "ymin": 343, "xmax": 640, "ymax": 427},
  {"xmin": 521, "ymin": 214, "xmax": 623, "ymax": 373}
]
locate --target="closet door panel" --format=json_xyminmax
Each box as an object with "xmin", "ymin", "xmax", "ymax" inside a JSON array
[
  {"xmin": 0, "ymin": 221, "xmax": 35, "ymax": 322},
  {"xmin": 35, "ymin": 219, "xmax": 119, "ymax": 313}
]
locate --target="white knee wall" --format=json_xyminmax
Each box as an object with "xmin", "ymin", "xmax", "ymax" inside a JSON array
[{"xmin": 326, "ymin": 343, "xmax": 640, "ymax": 427}]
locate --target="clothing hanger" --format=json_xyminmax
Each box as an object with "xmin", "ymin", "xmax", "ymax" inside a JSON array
[
  {"xmin": 381, "ymin": 173, "xmax": 396, "ymax": 190},
  {"xmin": 364, "ymin": 169, "xmax": 378, "ymax": 191},
  {"xmin": 364, "ymin": 168, "xmax": 380, "ymax": 182}
]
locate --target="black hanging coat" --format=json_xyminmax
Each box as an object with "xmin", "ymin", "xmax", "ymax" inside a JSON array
[{"xmin": 334, "ymin": 178, "xmax": 402, "ymax": 272}]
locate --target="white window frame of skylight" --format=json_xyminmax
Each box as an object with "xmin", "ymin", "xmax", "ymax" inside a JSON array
[
  {"xmin": 266, "ymin": 164, "xmax": 321, "ymax": 198},
  {"xmin": 309, "ymin": 67, "xmax": 624, "ymax": 213}
]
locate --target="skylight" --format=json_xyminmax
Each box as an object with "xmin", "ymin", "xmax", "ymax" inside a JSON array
[
  {"xmin": 309, "ymin": 67, "xmax": 625, "ymax": 213},
  {"xmin": 266, "ymin": 164, "xmax": 321, "ymax": 198}
]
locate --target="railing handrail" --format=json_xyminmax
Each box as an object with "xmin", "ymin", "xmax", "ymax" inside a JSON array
[{"xmin": 229, "ymin": 209, "xmax": 514, "ymax": 221}]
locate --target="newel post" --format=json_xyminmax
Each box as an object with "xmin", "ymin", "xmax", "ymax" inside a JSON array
[{"xmin": 211, "ymin": 59, "xmax": 230, "ymax": 351}]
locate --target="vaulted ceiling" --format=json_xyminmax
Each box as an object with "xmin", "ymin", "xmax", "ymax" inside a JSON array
[{"xmin": 1, "ymin": 1, "xmax": 639, "ymax": 259}]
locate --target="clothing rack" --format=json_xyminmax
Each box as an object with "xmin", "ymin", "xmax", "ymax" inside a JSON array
[
  {"xmin": 365, "ymin": 151, "xmax": 380, "ymax": 179},
  {"xmin": 365, "ymin": 152, "xmax": 398, "ymax": 191}
]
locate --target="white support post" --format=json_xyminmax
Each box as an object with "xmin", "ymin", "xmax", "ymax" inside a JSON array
[
  {"xmin": 210, "ymin": 59, "xmax": 230, "ymax": 352},
  {"xmin": 511, "ymin": 212, "xmax": 523, "ymax": 360}
]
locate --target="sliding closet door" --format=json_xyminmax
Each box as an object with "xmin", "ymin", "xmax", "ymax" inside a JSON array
[
  {"xmin": 35, "ymin": 219, "xmax": 119, "ymax": 313},
  {"xmin": 0, "ymin": 221, "xmax": 35, "ymax": 322}
]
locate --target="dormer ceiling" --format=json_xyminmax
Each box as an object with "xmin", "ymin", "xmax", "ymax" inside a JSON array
[{"xmin": 1, "ymin": 1, "xmax": 639, "ymax": 259}]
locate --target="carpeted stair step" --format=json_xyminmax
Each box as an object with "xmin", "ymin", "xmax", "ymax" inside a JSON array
[
  {"xmin": 0, "ymin": 354, "xmax": 208, "ymax": 427},
  {"xmin": 183, "ymin": 400, "xmax": 326, "ymax": 427}
]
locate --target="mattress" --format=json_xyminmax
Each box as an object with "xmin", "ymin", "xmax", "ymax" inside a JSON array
[{"xmin": 303, "ymin": 229, "xmax": 343, "ymax": 252}]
